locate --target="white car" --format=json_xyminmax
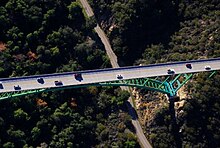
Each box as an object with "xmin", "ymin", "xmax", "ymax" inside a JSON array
[{"xmin": 205, "ymin": 65, "xmax": 211, "ymax": 70}]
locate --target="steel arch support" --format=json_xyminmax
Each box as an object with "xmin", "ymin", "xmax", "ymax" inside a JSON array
[
  {"xmin": 0, "ymin": 74, "xmax": 194, "ymax": 100},
  {"xmin": 98, "ymin": 78, "xmax": 170, "ymax": 95},
  {"xmin": 168, "ymin": 73, "xmax": 193, "ymax": 96},
  {"xmin": 0, "ymin": 89, "xmax": 46, "ymax": 101}
]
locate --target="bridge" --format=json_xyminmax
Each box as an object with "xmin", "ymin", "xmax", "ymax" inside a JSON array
[{"xmin": 0, "ymin": 58, "xmax": 219, "ymax": 100}]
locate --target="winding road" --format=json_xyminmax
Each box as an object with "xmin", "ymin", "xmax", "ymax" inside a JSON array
[{"xmin": 81, "ymin": 0, "xmax": 148, "ymax": 147}]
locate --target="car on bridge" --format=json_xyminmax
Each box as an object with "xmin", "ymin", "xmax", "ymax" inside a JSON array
[
  {"xmin": 205, "ymin": 65, "xmax": 211, "ymax": 70},
  {"xmin": 167, "ymin": 69, "xmax": 175, "ymax": 74},
  {"xmin": 14, "ymin": 85, "xmax": 21, "ymax": 90},
  {"xmin": 117, "ymin": 74, "xmax": 123, "ymax": 79},
  {"xmin": 55, "ymin": 81, "xmax": 63, "ymax": 86},
  {"xmin": 74, "ymin": 73, "xmax": 83, "ymax": 81},
  {"xmin": 37, "ymin": 78, "xmax": 44, "ymax": 84},
  {"xmin": 0, "ymin": 82, "xmax": 3, "ymax": 89},
  {"xmin": 186, "ymin": 63, "xmax": 192, "ymax": 69}
]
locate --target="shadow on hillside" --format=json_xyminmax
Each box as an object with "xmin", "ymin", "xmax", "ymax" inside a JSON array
[
  {"xmin": 120, "ymin": 1, "xmax": 182, "ymax": 66},
  {"xmin": 124, "ymin": 101, "xmax": 138, "ymax": 134}
]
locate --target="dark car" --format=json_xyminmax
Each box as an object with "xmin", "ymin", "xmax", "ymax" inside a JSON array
[
  {"xmin": 0, "ymin": 82, "xmax": 3, "ymax": 89},
  {"xmin": 167, "ymin": 69, "xmax": 175, "ymax": 74},
  {"xmin": 205, "ymin": 65, "xmax": 211, "ymax": 70},
  {"xmin": 186, "ymin": 63, "xmax": 192, "ymax": 69},
  {"xmin": 14, "ymin": 85, "xmax": 21, "ymax": 90},
  {"xmin": 37, "ymin": 78, "xmax": 44, "ymax": 84},
  {"xmin": 55, "ymin": 81, "xmax": 63, "ymax": 86},
  {"xmin": 117, "ymin": 74, "xmax": 123, "ymax": 79},
  {"xmin": 74, "ymin": 73, "xmax": 83, "ymax": 81}
]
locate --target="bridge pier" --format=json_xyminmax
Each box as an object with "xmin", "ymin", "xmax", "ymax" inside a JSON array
[{"xmin": 167, "ymin": 95, "xmax": 182, "ymax": 148}]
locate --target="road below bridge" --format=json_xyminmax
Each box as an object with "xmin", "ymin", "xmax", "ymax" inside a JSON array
[{"xmin": 79, "ymin": 0, "xmax": 152, "ymax": 147}]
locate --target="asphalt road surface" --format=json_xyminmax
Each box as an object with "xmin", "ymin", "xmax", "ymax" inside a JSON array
[
  {"xmin": 2, "ymin": 1, "xmax": 218, "ymax": 148},
  {"xmin": 81, "ymin": 0, "xmax": 151, "ymax": 145},
  {"xmin": 79, "ymin": 0, "xmax": 94, "ymax": 17},
  {"xmin": 95, "ymin": 25, "xmax": 119, "ymax": 68},
  {"xmin": 1, "ymin": 58, "xmax": 220, "ymax": 93}
]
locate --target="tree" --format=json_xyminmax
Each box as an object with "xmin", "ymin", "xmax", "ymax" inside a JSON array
[
  {"xmin": 7, "ymin": 128, "xmax": 26, "ymax": 147},
  {"xmin": 115, "ymin": 90, "xmax": 130, "ymax": 106},
  {"xmin": 67, "ymin": 2, "xmax": 84, "ymax": 27},
  {"xmin": 3, "ymin": 142, "xmax": 15, "ymax": 148},
  {"xmin": 86, "ymin": 16, "xmax": 97, "ymax": 30},
  {"xmin": 14, "ymin": 108, "xmax": 29, "ymax": 121},
  {"xmin": 0, "ymin": 6, "xmax": 10, "ymax": 32},
  {"xmin": 31, "ymin": 127, "xmax": 41, "ymax": 141}
]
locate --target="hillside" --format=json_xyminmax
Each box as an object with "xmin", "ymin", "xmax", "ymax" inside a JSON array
[
  {"xmin": 89, "ymin": 0, "xmax": 220, "ymax": 147},
  {"xmin": 0, "ymin": 0, "xmax": 139, "ymax": 147}
]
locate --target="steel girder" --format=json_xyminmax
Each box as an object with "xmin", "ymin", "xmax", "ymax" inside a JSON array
[
  {"xmin": 0, "ymin": 84, "xmax": 93, "ymax": 101},
  {"xmin": 0, "ymin": 89, "xmax": 46, "ymax": 101},
  {"xmin": 98, "ymin": 78, "xmax": 171, "ymax": 94},
  {"xmin": 0, "ymin": 73, "xmax": 196, "ymax": 100},
  {"xmin": 98, "ymin": 73, "xmax": 193, "ymax": 96}
]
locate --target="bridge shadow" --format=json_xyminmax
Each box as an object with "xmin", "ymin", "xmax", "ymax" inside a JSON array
[
  {"xmin": 169, "ymin": 96, "xmax": 182, "ymax": 148},
  {"xmin": 125, "ymin": 100, "xmax": 138, "ymax": 120},
  {"xmin": 117, "ymin": 1, "xmax": 181, "ymax": 66},
  {"xmin": 123, "ymin": 100, "xmax": 138, "ymax": 133}
]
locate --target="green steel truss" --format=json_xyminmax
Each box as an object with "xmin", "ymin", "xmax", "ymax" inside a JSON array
[
  {"xmin": 0, "ymin": 89, "xmax": 46, "ymax": 100},
  {"xmin": 0, "ymin": 73, "xmax": 198, "ymax": 100}
]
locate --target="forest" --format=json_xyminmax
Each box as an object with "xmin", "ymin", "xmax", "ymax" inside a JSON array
[
  {"xmin": 89, "ymin": 0, "xmax": 220, "ymax": 147},
  {"xmin": 0, "ymin": 0, "xmax": 138, "ymax": 147},
  {"xmin": 0, "ymin": 0, "xmax": 220, "ymax": 147}
]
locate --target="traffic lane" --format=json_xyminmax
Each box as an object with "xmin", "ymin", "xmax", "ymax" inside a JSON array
[
  {"xmin": 127, "ymin": 98, "xmax": 152, "ymax": 148},
  {"xmin": 0, "ymin": 63, "xmax": 219, "ymax": 93},
  {"xmin": 80, "ymin": 0, "xmax": 94, "ymax": 16},
  {"xmin": 0, "ymin": 58, "xmax": 219, "ymax": 82},
  {"xmin": 0, "ymin": 71, "xmax": 118, "ymax": 92},
  {"xmin": 0, "ymin": 70, "xmax": 142, "ymax": 92},
  {"xmin": 0, "ymin": 61, "xmax": 220, "ymax": 93},
  {"xmin": 0, "ymin": 61, "xmax": 218, "ymax": 84},
  {"xmin": 95, "ymin": 25, "xmax": 119, "ymax": 68}
]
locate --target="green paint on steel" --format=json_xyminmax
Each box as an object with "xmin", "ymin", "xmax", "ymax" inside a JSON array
[
  {"xmin": 98, "ymin": 78, "xmax": 170, "ymax": 94},
  {"xmin": 170, "ymin": 74, "xmax": 182, "ymax": 85},
  {"xmin": 0, "ymin": 89, "xmax": 46, "ymax": 100},
  {"xmin": 168, "ymin": 73, "xmax": 193, "ymax": 96},
  {"xmin": 208, "ymin": 71, "xmax": 217, "ymax": 78},
  {"xmin": 158, "ymin": 76, "xmax": 170, "ymax": 89},
  {"xmin": 0, "ymin": 73, "xmax": 195, "ymax": 100},
  {"xmin": 0, "ymin": 84, "xmax": 94, "ymax": 101}
]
